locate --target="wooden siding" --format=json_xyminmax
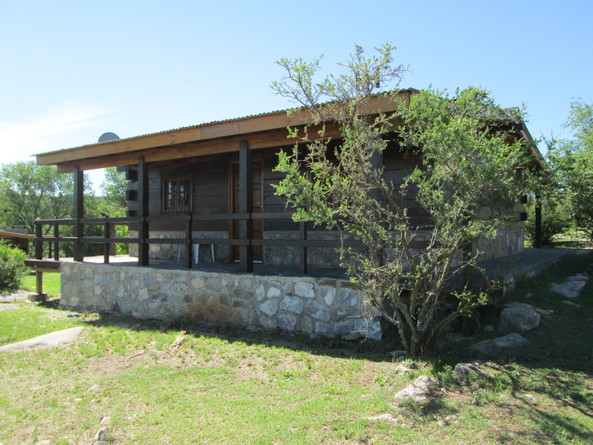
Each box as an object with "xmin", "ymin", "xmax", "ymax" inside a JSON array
[{"xmin": 124, "ymin": 140, "xmax": 429, "ymax": 234}]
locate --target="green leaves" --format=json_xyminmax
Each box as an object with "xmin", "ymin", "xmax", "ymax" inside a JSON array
[
  {"xmin": 547, "ymin": 99, "xmax": 593, "ymax": 240},
  {"xmin": 0, "ymin": 161, "xmax": 74, "ymax": 234},
  {"xmin": 271, "ymin": 45, "xmax": 532, "ymax": 355}
]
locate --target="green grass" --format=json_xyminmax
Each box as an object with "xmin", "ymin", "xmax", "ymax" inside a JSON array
[
  {"xmin": 0, "ymin": 254, "xmax": 592, "ymax": 444},
  {"xmin": 20, "ymin": 272, "xmax": 61, "ymax": 297}
]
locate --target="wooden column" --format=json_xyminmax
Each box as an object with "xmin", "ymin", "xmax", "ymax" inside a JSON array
[
  {"xmin": 53, "ymin": 225, "xmax": 60, "ymax": 261},
  {"xmin": 370, "ymin": 144, "xmax": 384, "ymax": 265},
  {"xmin": 299, "ymin": 221, "xmax": 308, "ymax": 274},
  {"xmin": 299, "ymin": 169, "xmax": 311, "ymax": 275},
  {"xmin": 534, "ymin": 193, "xmax": 542, "ymax": 248},
  {"xmin": 103, "ymin": 221, "xmax": 111, "ymax": 264},
  {"xmin": 184, "ymin": 214, "xmax": 193, "ymax": 269},
  {"xmin": 34, "ymin": 222, "xmax": 44, "ymax": 298},
  {"xmin": 138, "ymin": 156, "xmax": 150, "ymax": 266},
  {"xmin": 239, "ymin": 141, "xmax": 253, "ymax": 272},
  {"xmin": 73, "ymin": 166, "xmax": 84, "ymax": 262}
]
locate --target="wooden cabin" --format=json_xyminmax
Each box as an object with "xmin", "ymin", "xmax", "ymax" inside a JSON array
[
  {"xmin": 33, "ymin": 89, "xmax": 542, "ymax": 273},
  {"xmin": 29, "ymin": 90, "xmax": 544, "ymax": 339}
]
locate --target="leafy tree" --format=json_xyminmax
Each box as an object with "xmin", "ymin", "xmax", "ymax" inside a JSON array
[
  {"xmin": 98, "ymin": 167, "xmax": 129, "ymax": 254},
  {"xmin": 548, "ymin": 100, "xmax": 593, "ymax": 240},
  {"xmin": 100, "ymin": 167, "xmax": 128, "ymax": 213},
  {"xmin": 524, "ymin": 196, "xmax": 570, "ymax": 246},
  {"xmin": 0, "ymin": 161, "xmax": 73, "ymax": 234},
  {"xmin": 272, "ymin": 44, "xmax": 530, "ymax": 355}
]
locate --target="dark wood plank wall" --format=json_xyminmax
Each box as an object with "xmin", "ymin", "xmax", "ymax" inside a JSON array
[
  {"xmin": 125, "ymin": 138, "xmax": 427, "ymax": 233},
  {"xmin": 143, "ymin": 156, "xmax": 234, "ymax": 231}
]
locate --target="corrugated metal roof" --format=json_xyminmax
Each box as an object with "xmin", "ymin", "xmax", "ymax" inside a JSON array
[{"xmin": 34, "ymin": 89, "xmax": 419, "ymax": 157}]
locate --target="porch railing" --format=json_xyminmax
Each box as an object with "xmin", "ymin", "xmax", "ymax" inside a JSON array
[{"xmin": 32, "ymin": 212, "xmax": 369, "ymax": 274}]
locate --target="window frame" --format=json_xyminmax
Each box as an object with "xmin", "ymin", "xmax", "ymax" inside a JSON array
[{"xmin": 162, "ymin": 175, "xmax": 193, "ymax": 213}]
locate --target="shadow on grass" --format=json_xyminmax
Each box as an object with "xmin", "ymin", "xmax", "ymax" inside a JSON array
[{"xmin": 71, "ymin": 307, "xmax": 398, "ymax": 363}]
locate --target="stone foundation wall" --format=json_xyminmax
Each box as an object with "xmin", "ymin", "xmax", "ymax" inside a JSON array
[{"xmin": 60, "ymin": 262, "xmax": 381, "ymax": 340}]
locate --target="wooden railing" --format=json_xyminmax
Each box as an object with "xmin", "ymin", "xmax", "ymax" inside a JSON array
[{"xmin": 32, "ymin": 212, "xmax": 372, "ymax": 274}]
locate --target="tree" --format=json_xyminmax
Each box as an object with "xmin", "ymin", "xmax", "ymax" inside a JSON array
[
  {"xmin": 0, "ymin": 161, "xmax": 74, "ymax": 234},
  {"xmin": 548, "ymin": 100, "xmax": 593, "ymax": 240},
  {"xmin": 272, "ymin": 44, "xmax": 529, "ymax": 355},
  {"xmin": 100, "ymin": 167, "xmax": 128, "ymax": 213},
  {"xmin": 98, "ymin": 167, "xmax": 129, "ymax": 254}
]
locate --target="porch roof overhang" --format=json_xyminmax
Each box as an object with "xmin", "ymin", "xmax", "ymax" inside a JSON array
[
  {"xmin": 35, "ymin": 91, "xmax": 416, "ymax": 174},
  {"xmin": 34, "ymin": 88, "xmax": 545, "ymax": 173}
]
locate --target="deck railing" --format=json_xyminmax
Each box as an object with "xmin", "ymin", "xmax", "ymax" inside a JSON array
[{"xmin": 32, "ymin": 212, "xmax": 371, "ymax": 274}]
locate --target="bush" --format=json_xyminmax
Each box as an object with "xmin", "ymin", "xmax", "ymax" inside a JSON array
[
  {"xmin": 525, "ymin": 198, "xmax": 571, "ymax": 246},
  {"xmin": 0, "ymin": 243, "xmax": 28, "ymax": 292}
]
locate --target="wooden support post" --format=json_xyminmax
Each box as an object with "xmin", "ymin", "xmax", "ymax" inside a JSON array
[
  {"xmin": 138, "ymin": 156, "xmax": 150, "ymax": 266},
  {"xmin": 34, "ymin": 221, "xmax": 43, "ymax": 260},
  {"xmin": 184, "ymin": 214, "xmax": 193, "ymax": 269},
  {"xmin": 299, "ymin": 221, "xmax": 308, "ymax": 274},
  {"xmin": 461, "ymin": 241, "xmax": 476, "ymax": 336},
  {"xmin": 35, "ymin": 271, "xmax": 46, "ymax": 301},
  {"xmin": 239, "ymin": 141, "xmax": 253, "ymax": 272},
  {"xmin": 53, "ymin": 225, "xmax": 60, "ymax": 261},
  {"xmin": 534, "ymin": 193, "xmax": 542, "ymax": 248},
  {"xmin": 73, "ymin": 166, "xmax": 84, "ymax": 262},
  {"xmin": 34, "ymin": 222, "xmax": 46, "ymax": 301},
  {"xmin": 103, "ymin": 221, "xmax": 111, "ymax": 264},
  {"xmin": 370, "ymin": 143, "xmax": 384, "ymax": 265}
]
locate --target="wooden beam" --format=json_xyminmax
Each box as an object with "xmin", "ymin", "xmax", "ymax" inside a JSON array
[
  {"xmin": 137, "ymin": 156, "xmax": 150, "ymax": 266},
  {"xmin": 73, "ymin": 166, "xmax": 84, "ymax": 262},
  {"xmin": 54, "ymin": 123, "xmax": 345, "ymax": 173},
  {"xmin": 239, "ymin": 141, "xmax": 253, "ymax": 272},
  {"xmin": 37, "ymin": 93, "xmax": 411, "ymax": 168}
]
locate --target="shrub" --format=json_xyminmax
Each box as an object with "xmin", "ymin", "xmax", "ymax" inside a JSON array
[
  {"xmin": 0, "ymin": 243, "xmax": 28, "ymax": 292},
  {"xmin": 525, "ymin": 198, "xmax": 570, "ymax": 246}
]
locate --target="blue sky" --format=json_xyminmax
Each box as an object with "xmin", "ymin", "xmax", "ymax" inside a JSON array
[{"xmin": 1, "ymin": 0, "xmax": 592, "ymax": 188}]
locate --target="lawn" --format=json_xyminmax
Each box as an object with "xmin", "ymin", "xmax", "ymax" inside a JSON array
[
  {"xmin": 0, "ymin": 254, "xmax": 592, "ymax": 444},
  {"xmin": 20, "ymin": 273, "xmax": 61, "ymax": 297}
]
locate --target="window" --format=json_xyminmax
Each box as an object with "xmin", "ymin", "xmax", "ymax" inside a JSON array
[{"xmin": 163, "ymin": 176, "xmax": 192, "ymax": 212}]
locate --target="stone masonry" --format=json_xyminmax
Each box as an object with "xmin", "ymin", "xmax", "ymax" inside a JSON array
[{"xmin": 60, "ymin": 262, "xmax": 382, "ymax": 340}]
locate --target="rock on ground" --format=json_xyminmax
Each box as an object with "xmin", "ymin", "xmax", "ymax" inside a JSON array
[
  {"xmin": 453, "ymin": 361, "xmax": 487, "ymax": 378},
  {"xmin": 394, "ymin": 375, "xmax": 439, "ymax": 402},
  {"xmin": 498, "ymin": 302, "xmax": 540, "ymax": 332},
  {"xmin": 550, "ymin": 279, "xmax": 587, "ymax": 299},
  {"xmin": 0, "ymin": 327, "xmax": 85, "ymax": 352},
  {"xmin": 0, "ymin": 303, "xmax": 19, "ymax": 312},
  {"xmin": 470, "ymin": 333, "xmax": 530, "ymax": 355}
]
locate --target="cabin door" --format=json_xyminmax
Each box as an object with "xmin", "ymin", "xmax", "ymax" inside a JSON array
[{"xmin": 229, "ymin": 159, "xmax": 264, "ymax": 262}]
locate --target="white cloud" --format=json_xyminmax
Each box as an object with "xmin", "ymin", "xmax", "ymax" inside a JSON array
[{"xmin": 0, "ymin": 103, "xmax": 109, "ymax": 165}]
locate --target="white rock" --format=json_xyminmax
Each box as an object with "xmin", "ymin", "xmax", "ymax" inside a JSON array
[
  {"xmin": 394, "ymin": 384, "xmax": 429, "ymax": 401},
  {"xmin": 367, "ymin": 413, "xmax": 398, "ymax": 424},
  {"xmin": 550, "ymin": 281, "xmax": 586, "ymax": 299},
  {"xmin": 394, "ymin": 375, "xmax": 439, "ymax": 401},
  {"xmin": 294, "ymin": 282, "xmax": 315, "ymax": 298},
  {"xmin": 259, "ymin": 299, "xmax": 278, "ymax": 317},
  {"xmin": 453, "ymin": 361, "xmax": 486, "ymax": 378},
  {"xmin": 0, "ymin": 327, "xmax": 85, "ymax": 352},
  {"xmin": 499, "ymin": 302, "xmax": 540, "ymax": 332},
  {"xmin": 565, "ymin": 274, "xmax": 589, "ymax": 282},
  {"xmin": 471, "ymin": 333, "xmax": 530, "ymax": 354}
]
